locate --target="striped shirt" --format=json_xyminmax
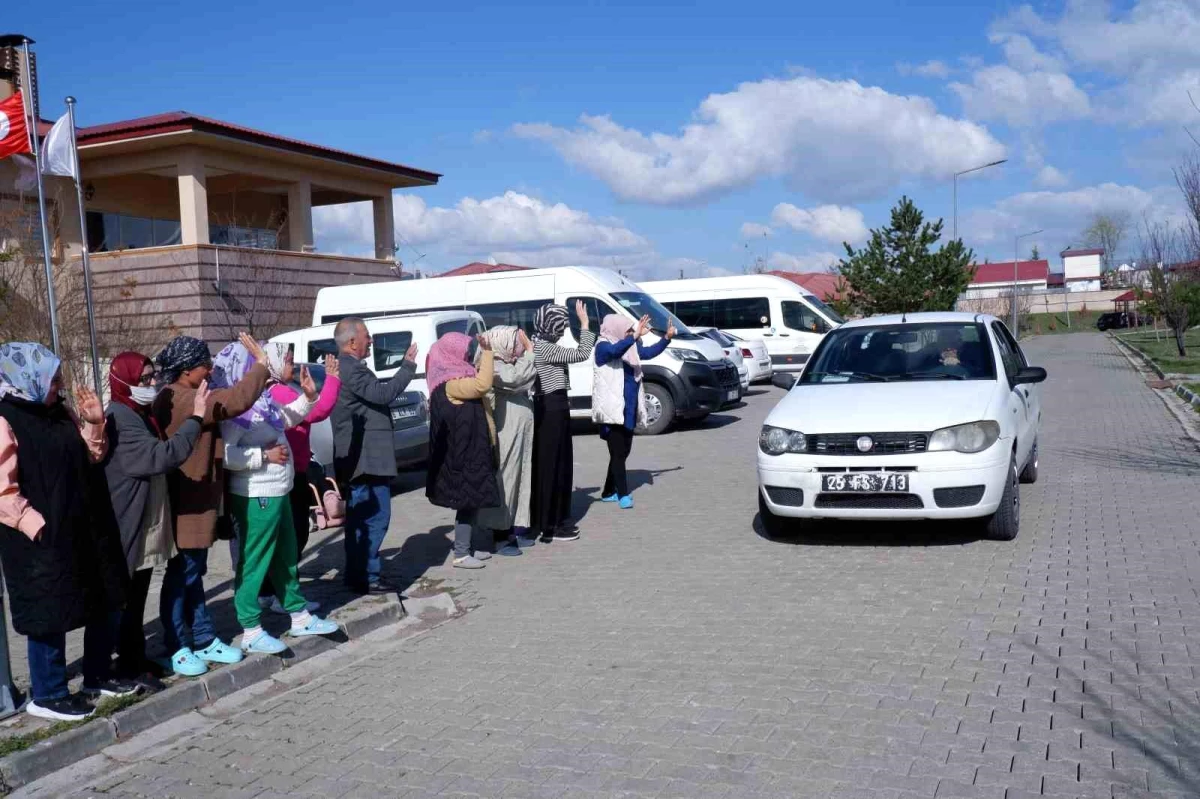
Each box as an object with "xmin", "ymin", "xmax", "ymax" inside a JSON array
[{"xmin": 533, "ymin": 330, "xmax": 596, "ymax": 395}]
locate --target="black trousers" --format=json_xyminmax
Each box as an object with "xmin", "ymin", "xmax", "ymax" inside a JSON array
[
  {"xmin": 261, "ymin": 475, "xmax": 314, "ymax": 598},
  {"xmin": 531, "ymin": 390, "xmax": 573, "ymax": 535},
  {"xmin": 115, "ymin": 567, "xmax": 154, "ymax": 677},
  {"xmin": 603, "ymin": 426, "xmax": 634, "ymax": 498}
]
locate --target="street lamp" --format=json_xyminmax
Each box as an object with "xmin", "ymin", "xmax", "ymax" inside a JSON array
[
  {"xmin": 953, "ymin": 159, "xmax": 1007, "ymax": 242},
  {"xmin": 1014, "ymin": 229, "xmax": 1043, "ymax": 333}
]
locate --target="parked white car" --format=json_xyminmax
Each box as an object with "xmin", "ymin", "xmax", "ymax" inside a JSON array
[
  {"xmin": 725, "ymin": 332, "xmax": 772, "ymax": 384},
  {"xmin": 757, "ymin": 313, "xmax": 1047, "ymax": 541},
  {"xmin": 694, "ymin": 327, "xmax": 749, "ymax": 392}
]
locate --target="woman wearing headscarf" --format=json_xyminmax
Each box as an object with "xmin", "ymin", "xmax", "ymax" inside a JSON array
[
  {"xmin": 426, "ymin": 332, "xmax": 500, "ymax": 569},
  {"xmin": 152, "ymin": 332, "xmax": 271, "ymax": 678},
  {"xmin": 592, "ymin": 314, "xmax": 675, "ymax": 508},
  {"xmin": 0, "ymin": 343, "xmax": 135, "ymax": 721},
  {"xmin": 261, "ymin": 354, "xmax": 341, "ymax": 611},
  {"xmin": 216, "ymin": 342, "xmax": 338, "ymax": 654},
  {"xmin": 475, "ymin": 326, "xmax": 536, "ymax": 553},
  {"xmin": 530, "ymin": 301, "xmax": 593, "ymax": 543},
  {"xmin": 102, "ymin": 352, "xmax": 208, "ymax": 691}
]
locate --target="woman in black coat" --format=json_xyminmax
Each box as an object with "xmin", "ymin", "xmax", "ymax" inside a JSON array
[{"xmin": 0, "ymin": 343, "xmax": 137, "ymax": 722}]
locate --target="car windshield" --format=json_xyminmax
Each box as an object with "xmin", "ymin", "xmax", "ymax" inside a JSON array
[
  {"xmin": 804, "ymin": 294, "xmax": 846, "ymax": 325},
  {"xmin": 798, "ymin": 322, "xmax": 996, "ymax": 384},
  {"xmin": 611, "ymin": 292, "xmax": 697, "ymax": 339}
]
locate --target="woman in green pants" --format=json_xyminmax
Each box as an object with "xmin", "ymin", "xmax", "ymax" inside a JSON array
[{"xmin": 213, "ymin": 342, "xmax": 339, "ymax": 654}]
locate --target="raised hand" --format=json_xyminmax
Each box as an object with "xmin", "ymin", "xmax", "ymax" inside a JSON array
[
  {"xmin": 75, "ymin": 387, "xmax": 104, "ymax": 425},
  {"xmin": 517, "ymin": 329, "xmax": 532, "ymax": 354},
  {"xmin": 575, "ymin": 299, "xmax": 589, "ymax": 330},
  {"xmin": 405, "ymin": 342, "xmax": 419, "ymax": 363},
  {"xmin": 635, "ymin": 314, "xmax": 652, "ymax": 339},
  {"xmin": 192, "ymin": 380, "xmax": 211, "ymax": 418},
  {"xmin": 239, "ymin": 332, "xmax": 267, "ymax": 365},
  {"xmin": 299, "ymin": 366, "xmax": 318, "ymax": 400},
  {"xmin": 264, "ymin": 444, "xmax": 290, "ymax": 466},
  {"xmin": 666, "ymin": 322, "xmax": 677, "ymax": 340},
  {"xmin": 324, "ymin": 354, "xmax": 340, "ymax": 378}
]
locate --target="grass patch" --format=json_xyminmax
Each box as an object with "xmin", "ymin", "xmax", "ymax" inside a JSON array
[
  {"xmin": 0, "ymin": 693, "xmax": 146, "ymax": 758},
  {"xmin": 1117, "ymin": 328, "xmax": 1200, "ymax": 375},
  {"xmin": 1024, "ymin": 310, "xmax": 1102, "ymax": 335}
]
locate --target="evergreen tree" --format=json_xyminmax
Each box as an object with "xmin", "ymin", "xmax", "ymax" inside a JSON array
[{"xmin": 836, "ymin": 196, "xmax": 973, "ymax": 315}]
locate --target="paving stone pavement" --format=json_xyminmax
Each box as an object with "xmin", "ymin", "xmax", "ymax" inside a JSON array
[{"xmin": 35, "ymin": 334, "xmax": 1200, "ymax": 798}]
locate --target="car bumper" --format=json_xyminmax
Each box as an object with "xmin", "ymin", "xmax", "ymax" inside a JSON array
[
  {"xmin": 746, "ymin": 359, "xmax": 773, "ymax": 382},
  {"xmin": 757, "ymin": 450, "xmax": 1011, "ymax": 520},
  {"xmin": 770, "ymin": 353, "xmax": 809, "ymax": 372},
  {"xmin": 393, "ymin": 422, "xmax": 430, "ymax": 469}
]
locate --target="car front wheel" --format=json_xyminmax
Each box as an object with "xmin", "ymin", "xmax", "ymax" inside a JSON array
[{"xmin": 983, "ymin": 457, "xmax": 1020, "ymax": 541}]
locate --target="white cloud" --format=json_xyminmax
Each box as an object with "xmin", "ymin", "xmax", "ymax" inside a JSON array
[
  {"xmin": 768, "ymin": 250, "xmax": 842, "ymax": 272},
  {"xmin": 951, "ymin": 65, "xmax": 1090, "ymax": 127},
  {"xmin": 1034, "ymin": 165, "xmax": 1070, "ymax": 189},
  {"xmin": 739, "ymin": 222, "xmax": 774, "ymax": 238},
  {"xmin": 314, "ymin": 190, "xmax": 652, "ymax": 266},
  {"xmin": 513, "ymin": 75, "xmax": 1005, "ymax": 205},
  {"xmin": 769, "ymin": 203, "xmax": 869, "ymax": 245},
  {"xmin": 898, "ymin": 60, "xmax": 951, "ymax": 79}
]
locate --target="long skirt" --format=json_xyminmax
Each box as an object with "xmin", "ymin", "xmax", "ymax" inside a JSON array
[
  {"xmin": 477, "ymin": 394, "xmax": 535, "ymax": 532},
  {"xmin": 531, "ymin": 390, "xmax": 573, "ymax": 535}
]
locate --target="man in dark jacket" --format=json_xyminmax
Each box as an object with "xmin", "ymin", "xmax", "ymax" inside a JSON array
[{"xmin": 332, "ymin": 317, "xmax": 418, "ymax": 594}]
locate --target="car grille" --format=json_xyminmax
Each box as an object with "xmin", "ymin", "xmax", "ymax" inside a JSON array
[
  {"xmin": 715, "ymin": 364, "xmax": 740, "ymax": 391},
  {"xmin": 814, "ymin": 494, "xmax": 924, "ymax": 510},
  {"xmin": 807, "ymin": 432, "xmax": 927, "ymax": 455},
  {"xmin": 764, "ymin": 486, "xmax": 805, "ymax": 507},
  {"xmin": 933, "ymin": 485, "xmax": 986, "ymax": 508}
]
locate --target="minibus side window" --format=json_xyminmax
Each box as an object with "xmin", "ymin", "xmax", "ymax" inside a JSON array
[
  {"xmin": 781, "ymin": 300, "xmax": 830, "ymax": 334},
  {"xmin": 566, "ymin": 296, "xmax": 619, "ymax": 339},
  {"xmin": 671, "ymin": 299, "xmax": 715, "ymax": 328},
  {"xmin": 714, "ymin": 297, "xmax": 770, "ymax": 329},
  {"xmin": 307, "ymin": 339, "xmax": 339, "ymax": 362},
  {"xmin": 373, "ymin": 332, "xmax": 414, "ymax": 372},
  {"xmin": 467, "ymin": 300, "xmax": 547, "ymax": 335}
]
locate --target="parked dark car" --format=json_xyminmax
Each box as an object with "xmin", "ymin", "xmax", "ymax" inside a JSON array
[{"xmin": 1096, "ymin": 312, "xmax": 1147, "ymax": 331}]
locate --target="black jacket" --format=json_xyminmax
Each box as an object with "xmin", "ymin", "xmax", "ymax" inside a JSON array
[
  {"xmin": 425, "ymin": 386, "xmax": 500, "ymax": 511},
  {"xmin": 0, "ymin": 398, "xmax": 127, "ymax": 638},
  {"xmin": 332, "ymin": 356, "xmax": 416, "ymax": 484}
]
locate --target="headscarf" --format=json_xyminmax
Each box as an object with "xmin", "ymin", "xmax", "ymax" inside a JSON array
[
  {"xmin": 599, "ymin": 314, "xmax": 642, "ymax": 381},
  {"xmin": 534, "ymin": 303, "xmax": 570, "ymax": 343},
  {"xmin": 481, "ymin": 325, "xmax": 525, "ymax": 364},
  {"xmin": 426, "ymin": 332, "xmax": 477, "ymax": 395},
  {"xmin": 210, "ymin": 341, "xmax": 287, "ymax": 431},
  {"xmin": 155, "ymin": 336, "xmax": 211, "ymax": 386},
  {"xmin": 0, "ymin": 343, "xmax": 61, "ymax": 403},
  {"xmin": 109, "ymin": 351, "xmax": 153, "ymax": 415}
]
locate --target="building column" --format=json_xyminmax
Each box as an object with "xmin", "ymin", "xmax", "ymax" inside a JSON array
[
  {"xmin": 177, "ymin": 150, "xmax": 209, "ymax": 245},
  {"xmin": 287, "ymin": 180, "xmax": 313, "ymax": 252},
  {"xmin": 373, "ymin": 193, "xmax": 394, "ymax": 261}
]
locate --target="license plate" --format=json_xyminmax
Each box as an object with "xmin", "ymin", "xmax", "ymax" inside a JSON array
[
  {"xmin": 725, "ymin": 390, "xmax": 739, "ymax": 401},
  {"xmin": 391, "ymin": 406, "xmax": 419, "ymax": 422},
  {"xmin": 821, "ymin": 473, "xmax": 908, "ymax": 493}
]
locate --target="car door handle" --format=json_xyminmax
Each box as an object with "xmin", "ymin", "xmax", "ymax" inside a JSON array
[{"xmin": 778, "ymin": 333, "xmax": 790, "ymax": 337}]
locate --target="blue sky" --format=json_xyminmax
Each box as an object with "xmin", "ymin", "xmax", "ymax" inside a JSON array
[{"xmin": 14, "ymin": 0, "xmax": 1200, "ymax": 277}]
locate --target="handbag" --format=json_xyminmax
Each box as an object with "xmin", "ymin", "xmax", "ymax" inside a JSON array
[{"xmin": 308, "ymin": 478, "xmax": 347, "ymax": 530}]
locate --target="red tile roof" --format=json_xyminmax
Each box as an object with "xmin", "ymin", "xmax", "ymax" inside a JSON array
[
  {"xmin": 969, "ymin": 260, "xmax": 1049, "ymax": 285},
  {"xmin": 765, "ymin": 271, "xmax": 845, "ymax": 301},
  {"xmin": 438, "ymin": 262, "xmax": 532, "ymax": 278},
  {"xmin": 61, "ymin": 111, "xmax": 440, "ymax": 184},
  {"xmin": 1113, "ymin": 290, "xmax": 1139, "ymax": 302},
  {"xmin": 1060, "ymin": 248, "xmax": 1104, "ymax": 257}
]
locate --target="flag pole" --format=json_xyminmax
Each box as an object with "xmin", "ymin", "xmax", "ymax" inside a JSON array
[
  {"xmin": 64, "ymin": 97, "xmax": 102, "ymax": 397},
  {"xmin": 18, "ymin": 36, "xmax": 60, "ymax": 354}
]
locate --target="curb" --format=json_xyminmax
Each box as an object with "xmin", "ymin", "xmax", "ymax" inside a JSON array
[
  {"xmin": 1109, "ymin": 332, "xmax": 1167, "ymax": 380},
  {"xmin": 1177, "ymin": 383, "xmax": 1200, "ymax": 412},
  {"xmin": 0, "ymin": 591, "xmax": 456, "ymax": 793}
]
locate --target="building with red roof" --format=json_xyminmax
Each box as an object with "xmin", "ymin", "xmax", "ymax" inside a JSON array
[
  {"xmin": 438, "ymin": 262, "xmax": 531, "ymax": 278},
  {"xmin": 963, "ymin": 260, "xmax": 1050, "ymax": 299},
  {"xmin": 764, "ymin": 271, "xmax": 846, "ymax": 301}
]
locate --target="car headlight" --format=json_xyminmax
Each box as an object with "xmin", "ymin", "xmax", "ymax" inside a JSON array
[
  {"xmin": 927, "ymin": 421, "xmax": 1001, "ymax": 454},
  {"xmin": 759, "ymin": 425, "xmax": 807, "ymax": 456},
  {"xmin": 667, "ymin": 347, "xmax": 704, "ymax": 362}
]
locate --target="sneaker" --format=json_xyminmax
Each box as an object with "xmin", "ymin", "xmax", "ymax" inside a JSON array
[
  {"xmin": 289, "ymin": 616, "xmax": 339, "ymax": 637},
  {"xmin": 496, "ymin": 542, "xmax": 522, "ymax": 557},
  {"xmin": 241, "ymin": 631, "xmax": 287, "ymax": 655},
  {"xmin": 168, "ymin": 647, "xmax": 208, "ymax": 677},
  {"xmin": 552, "ymin": 527, "xmax": 581, "ymax": 542},
  {"xmin": 601, "ymin": 494, "xmax": 619, "ymax": 503},
  {"xmin": 81, "ymin": 678, "xmax": 142, "ymax": 699},
  {"xmin": 195, "ymin": 639, "xmax": 244, "ymax": 665},
  {"xmin": 538, "ymin": 533, "xmax": 554, "ymax": 544},
  {"xmin": 515, "ymin": 535, "xmax": 538, "ymax": 548},
  {"xmin": 266, "ymin": 597, "xmax": 320, "ymax": 615},
  {"xmin": 473, "ymin": 550, "xmax": 493, "ymax": 561},
  {"xmin": 127, "ymin": 673, "xmax": 167, "ymax": 695},
  {"xmin": 618, "ymin": 495, "xmax": 634, "ymax": 509},
  {"xmin": 27, "ymin": 695, "xmax": 95, "ymax": 722},
  {"xmin": 453, "ymin": 555, "xmax": 487, "ymax": 569}
]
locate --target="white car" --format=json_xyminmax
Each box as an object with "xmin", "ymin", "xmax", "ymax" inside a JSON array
[
  {"xmin": 725, "ymin": 332, "xmax": 772, "ymax": 383},
  {"xmin": 757, "ymin": 313, "xmax": 1047, "ymax": 541},
  {"xmin": 694, "ymin": 327, "xmax": 750, "ymax": 392}
]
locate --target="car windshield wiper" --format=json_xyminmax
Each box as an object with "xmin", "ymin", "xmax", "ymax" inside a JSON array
[
  {"xmin": 900, "ymin": 371, "xmax": 967, "ymax": 380},
  {"xmin": 805, "ymin": 370, "xmax": 891, "ymax": 382}
]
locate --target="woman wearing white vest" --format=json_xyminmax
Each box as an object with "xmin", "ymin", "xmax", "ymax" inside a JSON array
[{"xmin": 592, "ymin": 313, "xmax": 675, "ymax": 508}]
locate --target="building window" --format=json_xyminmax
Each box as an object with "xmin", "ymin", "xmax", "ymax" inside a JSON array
[
  {"xmin": 211, "ymin": 224, "xmax": 279, "ymax": 250},
  {"xmin": 85, "ymin": 211, "xmax": 181, "ymax": 252}
]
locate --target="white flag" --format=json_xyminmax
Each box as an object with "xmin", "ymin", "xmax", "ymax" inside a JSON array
[{"xmin": 40, "ymin": 113, "xmax": 77, "ymax": 179}]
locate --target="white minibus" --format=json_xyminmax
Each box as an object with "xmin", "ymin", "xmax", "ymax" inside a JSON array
[
  {"xmin": 311, "ymin": 267, "xmax": 739, "ymax": 434},
  {"xmin": 641, "ymin": 275, "xmax": 844, "ymax": 372}
]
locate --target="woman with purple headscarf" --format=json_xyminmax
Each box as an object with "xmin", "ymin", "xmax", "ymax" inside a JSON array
[{"xmin": 214, "ymin": 342, "xmax": 339, "ymax": 655}]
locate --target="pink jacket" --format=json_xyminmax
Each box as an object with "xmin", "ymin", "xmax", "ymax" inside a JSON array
[{"xmin": 269, "ymin": 374, "xmax": 340, "ymax": 474}]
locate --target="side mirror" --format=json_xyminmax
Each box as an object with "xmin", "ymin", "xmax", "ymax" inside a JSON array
[
  {"xmin": 771, "ymin": 373, "xmax": 797, "ymax": 390},
  {"xmin": 1013, "ymin": 366, "xmax": 1047, "ymax": 386}
]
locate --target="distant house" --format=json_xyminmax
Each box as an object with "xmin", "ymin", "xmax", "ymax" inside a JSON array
[
  {"xmin": 962, "ymin": 260, "xmax": 1050, "ymax": 300},
  {"xmin": 1060, "ymin": 248, "xmax": 1104, "ymax": 291},
  {"xmin": 437, "ymin": 262, "xmax": 531, "ymax": 278},
  {"xmin": 764, "ymin": 271, "xmax": 845, "ymax": 301}
]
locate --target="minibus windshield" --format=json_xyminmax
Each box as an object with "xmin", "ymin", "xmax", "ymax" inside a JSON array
[{"xmin": 611, "ymin": 292, "xmax": 697, "ymax": 339}]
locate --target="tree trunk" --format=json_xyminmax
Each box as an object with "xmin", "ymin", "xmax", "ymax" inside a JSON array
[{"xmin": 1175, "ymin": 326, "xmax": 1188, "ymax": 357}]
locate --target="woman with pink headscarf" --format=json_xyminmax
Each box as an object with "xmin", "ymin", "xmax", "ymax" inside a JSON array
[
  {"xmin": 592, "ymin": 314, "xmax": 675, "ymax": 509},
  {"xmin": 475, "ymin": 326, "xmax": 536, "ymax": 554},
  {"xmin": 425, "ymin": 332, "xmax": 500, "ymax": 569}
]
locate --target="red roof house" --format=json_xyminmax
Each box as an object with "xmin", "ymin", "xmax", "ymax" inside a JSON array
[
  {"xmin": 765, "ymin": 271, "xmax": 846, "ymax": 301},
  {"xmin": 438, "ymin": 262, "xmax": 532, "ymax": 278},
  {"xmin": 968, "ymin": 260, "xmax": 1050, "ymax": 286}
]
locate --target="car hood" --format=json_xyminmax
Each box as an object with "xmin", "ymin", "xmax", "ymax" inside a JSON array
[{"xmin": 768, "ymin": 380, "xmax": 1000, "ymax": 434}]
